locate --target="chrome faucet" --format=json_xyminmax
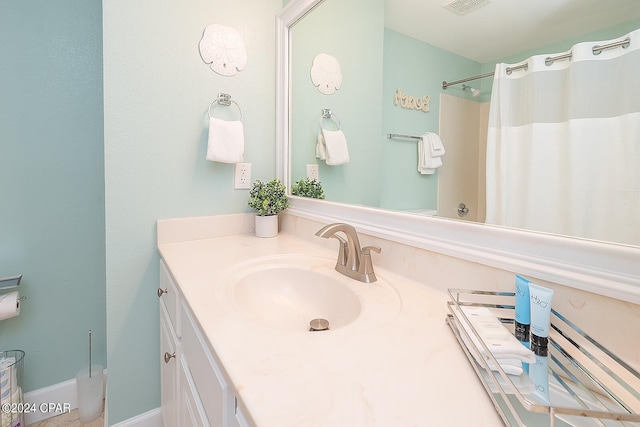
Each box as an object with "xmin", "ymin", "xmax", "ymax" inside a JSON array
[{"xmin": 315, "ymin": 223, "xmax": 381, "ymax": 283}]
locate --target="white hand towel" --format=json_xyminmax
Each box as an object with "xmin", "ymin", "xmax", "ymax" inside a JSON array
[
  {"xmin": 428, "ymin": 132, "xmax": 445, "ymax": 157},
  {"xmin": 316, "ymin": 131, "xmax": 327, "ymax": 160},
  {"xmin": 206, "ymin": 117, "xmax": 244, "ymax": 163},
  {"xmin": 418, "ymin": 136, "xmax": 441, "ymax": 174},
  {"xmin": 321, "ymin": 129, "xmax": 350, "ymax": 165}
]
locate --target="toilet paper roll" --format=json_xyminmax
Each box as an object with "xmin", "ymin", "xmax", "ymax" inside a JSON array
[
  {"xmin": 0, "ymin": 386, "xmax": 21, "ymax": 405},
  {"xmin": 0, "ymin": 292, "xmax": 20, "ymax": 321},
  {"xmin": 0, "ymin": 358, "xmax": 18, "ymax": 398}
]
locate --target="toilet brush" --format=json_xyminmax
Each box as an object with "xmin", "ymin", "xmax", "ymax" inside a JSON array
[
  {"xmin": 89, "ymin": 329, "xmax": 92, "ymax": 379},
  {"xmin": 76, "ymin": 329, "xmax": 104, "ymax": 422}
]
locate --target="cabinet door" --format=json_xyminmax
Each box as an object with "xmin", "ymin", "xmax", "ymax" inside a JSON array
[
  {"xmin": 232, "ymin": 398, "xmax": 252, "ymax": 427},
  {"xmin": 160, "ymin": 306, "xmax": 178, "ymax": 427},
  {"xmin": 179, "ymin": 356, "xmax": 210, "ymax": 427},
  {"xmin": 181, "ymin": 301, "xmax": 232, "ymax": 427}
]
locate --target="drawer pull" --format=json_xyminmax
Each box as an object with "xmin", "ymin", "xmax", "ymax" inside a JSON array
[
  {"xmin": 157, "ymin": 287, "xmax": 168, "ymax": 297},
  {"xmin": 164, "ymin": 352, "xmax": 176, "ymax": 363}
]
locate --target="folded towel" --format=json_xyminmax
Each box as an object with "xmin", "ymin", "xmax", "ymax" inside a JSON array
[
  {"xmin": 316, "ymin": 131, "xmax": 326, "ymax": 160},
  {"xmin": 317, "ymin": 129, "xmax": 350, "ymax": 165},
  {"xmin": 206, "ymin": 117, "xmax": 245, "ymax": 163},
  {"xmin": 454, "ymin": 306, "xmax": 535, "ymax": 376},
  {"xmin": 418, "ymin": 136, "xmax": 442, "ymax": 174},
  {"xmin": 428, "ymin": 132, "xmax": 445, "ymax": 157}
]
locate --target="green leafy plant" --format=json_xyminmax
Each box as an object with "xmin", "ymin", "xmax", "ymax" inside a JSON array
[
  {"xmin": 248, "ymin": 178, "xmax": 290, "ymax": 216},
  {"xmin": 291, "ymin": 178, "xmax": 325, "ymax": 199}
]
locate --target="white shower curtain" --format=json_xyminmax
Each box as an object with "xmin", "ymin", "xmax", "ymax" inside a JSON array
[{"xmin": 485, "ymin": 28, "xmax": 640, "ymax": 246}]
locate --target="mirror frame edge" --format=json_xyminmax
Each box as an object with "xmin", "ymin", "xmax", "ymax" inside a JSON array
[{"xmin": 275, "ymin": 0, "xmax": 640, "ymax": 304}]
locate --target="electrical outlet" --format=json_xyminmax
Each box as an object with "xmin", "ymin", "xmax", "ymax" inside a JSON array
[
  {"xmin": 234, "ymin": 163, "xmax": 251, "ymax": 189},
  {"xmin": 306, "ymin": 164, "xmax": 319, "ymax": 181}
]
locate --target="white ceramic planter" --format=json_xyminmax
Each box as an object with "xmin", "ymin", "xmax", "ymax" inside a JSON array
[{"xmin": 255, "ymin": 214, "xmax": 278, "ymax": 238}]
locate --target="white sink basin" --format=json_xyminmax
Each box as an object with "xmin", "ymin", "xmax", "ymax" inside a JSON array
[{"xmin": 217, "ymin": 254, "xmax": 401, "ymax": 333}]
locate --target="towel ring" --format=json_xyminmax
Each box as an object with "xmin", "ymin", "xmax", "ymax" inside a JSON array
[
  {"xmin": 208, "ymin": 93, "xmax": 243, "ymax": 121},
  {"xmin": 319, "ymin": 108, "xmax": 341, "ymax": 130}
]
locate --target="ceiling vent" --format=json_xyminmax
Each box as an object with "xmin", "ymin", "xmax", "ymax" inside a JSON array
[{"xmin": 443, "ymin": 0, "xmax": 490, "ymax": 15}]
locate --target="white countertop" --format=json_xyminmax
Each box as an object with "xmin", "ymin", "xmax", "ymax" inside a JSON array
[{"xmin": 158, "ymin": 231, "xmax": 503, "ymax": 427}]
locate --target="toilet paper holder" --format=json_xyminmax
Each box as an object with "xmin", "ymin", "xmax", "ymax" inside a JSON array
[{"xmin": 1, "ymin": 274, "xmax": 26, "ymax": 303}]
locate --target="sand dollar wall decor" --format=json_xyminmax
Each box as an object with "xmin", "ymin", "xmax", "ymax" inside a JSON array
[
  {"xmin": 310, "ymin": 53, "xmax": 342, "ymax": 95},
  {"xmin": 199, "ymin": 24, "xmax": 247, "ymax": 77}
]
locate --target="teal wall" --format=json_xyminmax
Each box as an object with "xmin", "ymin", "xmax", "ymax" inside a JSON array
[
  {"xmin": 290, "ymin": 0, "xmax": 385, "ymax": 206},
  {"xmin": 0, "ymin": 0, "xmax": 106, "ymax": 392},
  {"xmin": 380, "ymin": 29, "xmax": 480, "ymax": 210},
  {"xmin": 289, "ymin": 3, "xmax": 480, "ymax": 211},
  {"xmin": 103, "ymin": 0, "xmax": 281, "ymax": 423}
]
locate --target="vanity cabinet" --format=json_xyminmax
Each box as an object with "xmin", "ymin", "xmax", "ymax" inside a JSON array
[
  {"xmin": 160, "ymin": 303, "xmax": 178, "ymax": 426},
  {"xmin": 178, "ymin": 355, "xmax": 209, "ymax": 426},
  {"xmin": 159, "ymin": 260, "xmax": 251, "ymax": 427},
  {"xmin": 159, "ymin": 261, "xmax": 179, "ymax": 426}
]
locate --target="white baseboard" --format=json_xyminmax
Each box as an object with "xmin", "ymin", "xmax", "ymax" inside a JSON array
[
  {"xmin": 23, "ymin": 378, "xmax": 76, "ymax": 425},
  {"xmin": 22, "ymin": 371, "xmax": 161, "ymax": 427},
  {"xmin": 22, "ymin": 370, "xmax": 108, "ymax": 425},
  {"xmin": 110, "ymin": 408, "xmax": 162, "ymax": 427}
]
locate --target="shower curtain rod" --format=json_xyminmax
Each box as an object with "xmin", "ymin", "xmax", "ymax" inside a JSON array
[
  {"xmin": 442, "ymin": 72, "xmax": 494, "ymax": 90},
  {"xmin": 442, "ymin": 36, "xmax": 631, "ymax": 90}
]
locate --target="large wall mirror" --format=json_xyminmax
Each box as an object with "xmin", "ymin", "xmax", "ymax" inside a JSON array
[{"xmin": 276, "ymin": 0, "xmax": 640, "ymax": 301}]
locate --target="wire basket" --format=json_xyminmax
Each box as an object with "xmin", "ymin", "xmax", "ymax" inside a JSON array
[
  {"xmin": 446, "ymin": 289, "xmax": 640, "ymax": 426},
  {"xmin": 1, "ymin": 350, "xmax": 25, "ymax": 427}
]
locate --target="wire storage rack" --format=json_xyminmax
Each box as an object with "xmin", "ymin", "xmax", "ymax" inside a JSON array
[
  {"xmin": 1, "ymin": 350, "xmax": 25, "ymax": 427},
  {"xmin": 446, "ymin": 289, "xmax": 640, "ymax": 427}
]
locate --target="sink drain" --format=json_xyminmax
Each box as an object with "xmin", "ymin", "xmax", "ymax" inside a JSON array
[{"xmin": 309, "ymin": 318, "xmax": 330, "ymax": 332}]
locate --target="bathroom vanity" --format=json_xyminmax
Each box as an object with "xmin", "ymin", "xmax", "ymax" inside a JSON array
[
  {"xmin": 156, "ymin": 212, "xmax": 639, "ymax": 427},
  {"xmin": 156, "ymin": 214, "xmax": 506, "ymax": 426}
]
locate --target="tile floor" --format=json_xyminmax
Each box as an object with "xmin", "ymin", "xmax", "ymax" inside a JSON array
[{"xmin": 27, "ymin": 409, "xmax": 104, "ymax": 427}]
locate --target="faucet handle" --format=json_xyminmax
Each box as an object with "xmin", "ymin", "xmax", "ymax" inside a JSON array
[
  {"xmin": 361, "ymin": 246, "xmax": 381, "ymax": 255},
  {"xmin": 359, "ymin": 246, "xmax": 381, "ymax": 283},
  {"xmin": 334, "ymin": 235, "xmax": 349, "ymax": 266}
]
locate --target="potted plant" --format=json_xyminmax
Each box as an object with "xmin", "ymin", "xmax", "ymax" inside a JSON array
[
  {"xmin": 291, "ymin": 177, "xmax": 325, "ymax": 199},
  {"xmin": 247, "ymin": 178, "xmax": 290, "ymax": 237}
]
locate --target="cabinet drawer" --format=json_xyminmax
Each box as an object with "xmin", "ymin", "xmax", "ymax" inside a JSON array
[
  {"xmin": 159, "ymin": 260, "xmax": 180, "ymax": 336},
  {"xmin": 181, "ymin": 301, "xmax": 230, "ymax": 426}
]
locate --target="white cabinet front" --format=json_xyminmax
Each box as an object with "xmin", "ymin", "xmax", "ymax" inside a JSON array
[
  {"xmin": 160, "ymin": 303, "xmax": 178, "ymax": 426},
  {"xmin": 160, "ymin": 260, "xmax": 249, "ymax": 427}
]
